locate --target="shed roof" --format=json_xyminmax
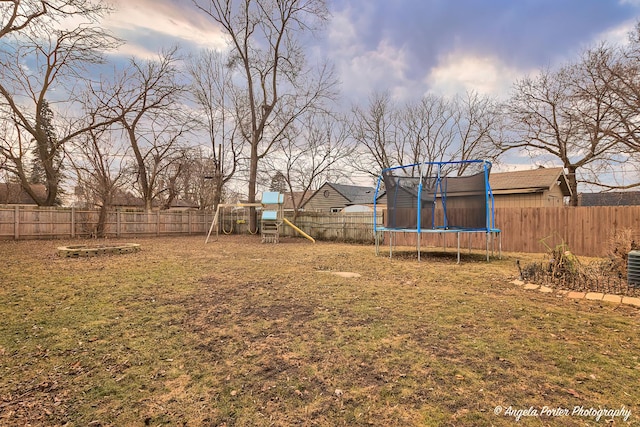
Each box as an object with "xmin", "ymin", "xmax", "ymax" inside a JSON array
[{"xmin": 489, "ymin": 167, "xmax": 571, "ymax": 196}]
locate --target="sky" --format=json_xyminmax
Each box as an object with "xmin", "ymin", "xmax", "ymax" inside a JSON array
[
  {"xmin": 100, "ymin": 0, "xmax": 640, "ymax": 186},
  {"xmin": 104, "ymin": 0, "xmax": 640, "ymax": 102}
]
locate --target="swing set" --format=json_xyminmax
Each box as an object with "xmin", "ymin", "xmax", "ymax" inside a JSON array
[
  {"xmin": 204, "ymin": 192, "xmax": 315, "ymax": 244},
  {"xmin": 219, "ymin": 205, "xmax": 253, "ymax": 235}
]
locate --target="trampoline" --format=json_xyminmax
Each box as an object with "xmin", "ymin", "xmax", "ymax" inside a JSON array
[{"xmin": 373, "ymin": 160, "xmax": 501, "ymax": 262}]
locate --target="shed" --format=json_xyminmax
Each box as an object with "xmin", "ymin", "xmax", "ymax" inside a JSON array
[{"xmin": 489, "ymin": 167, "xmax": 571, "ymax": 207}]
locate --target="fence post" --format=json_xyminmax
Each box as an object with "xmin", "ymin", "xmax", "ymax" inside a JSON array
[
  {"xmin": 116, "ymin": 209, "xmax": 121, "ymax": 237},
  {"xmin": 14, "ymin": 205, "xmax": 19, "ymax": 240},
  {"xmin": 71, "ymin": 207, "xmax": 75, "ymax": 238},
  {"xmin": 342, "ymin": 215, "xmax": 346, "ymax": 241},
  {"xmin": 156, "ymin": 210, "xmax": 160, "ymax": 236},
  {"xmin": 188, "ymin": 211, "xmax": 192, "ymax": 234}
]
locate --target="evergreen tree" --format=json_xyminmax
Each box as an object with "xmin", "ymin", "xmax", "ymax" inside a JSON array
[
  {"xmin": 30, "ymin": 100, "xmax": 64, "ymax": 204},
  {"xmin": 270, "ymin": 171, "xmax": 287, "ymax": 194}
]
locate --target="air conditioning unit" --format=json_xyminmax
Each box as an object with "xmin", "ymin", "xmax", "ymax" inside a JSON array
[{"xmin": 629, "ymin": 250, "xmax": 640, "ymax": 288}]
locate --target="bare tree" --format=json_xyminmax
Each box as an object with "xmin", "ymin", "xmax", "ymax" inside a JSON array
[
  {"xmin": 186, "ymin": 49, "xmax": 242, "ymax": 211},
  {"xmin": 350, "ymin": 91, "xmax": 398, "ymax": 176},
  {"xmin": 0, "ymin": 4, "xmax": 121, "ymax": 205},
  {"xmin": 398, "ymin": 94, "xmax": 457, "ymax": 177},
  {"xmin": 193, "ymin": 0, "xmax": 336, "ymax": 230},
  {"xmin": 353, "ymin": 91, "xmax": 498, "ymax": 179},
  {"xmin": 450, "ymin": 91, "xmax": 503, "ymax": 174},
  {"xmin": 503, "ymin": 59, "xmax": 624, "ymax": 205},
  {"xmin": 100, "ymin": 48, "xmax": 193, "ymax": 211},
  {"xmin": 566, "ymin": 45, "xmax": 637, "ymax": 192},
  {"xmin": 588, "ymin": 26, "xmax": 640, "ymax": 189},
  {"xmin": 68, "ymin": 125, "xmax": 130, "ymax": 237},
  {"xmin": 604, "ymin": 23, "xmax": 640, "ymax": 155},
  {"xmin": 173, "ymin": 147, "xmax": 221, "ymax": 210},
  {"xmin": 265, "ymin": 112, "xmax": 353, "ymax": 219},
  {"xmin": 0, "ymin": 0, "xmax": 109, "ymax": 39}
]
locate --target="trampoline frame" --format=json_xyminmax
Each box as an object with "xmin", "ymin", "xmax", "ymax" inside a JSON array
[{"xmin": 373, "ymin": 160, "xmax": 501, "ymax": 262}]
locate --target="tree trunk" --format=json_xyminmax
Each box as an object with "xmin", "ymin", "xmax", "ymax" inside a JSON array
[
  {"xmin": 43, "ymin": 181, "xmax": 58, "ymax": 206},
  {"xmin": 566, "ymin": 165, "xmax": 579, "ymax": 206},
  {"xmin": 213, "ymin": 173, "xmax": 223, "ymax": 212},
  {"xmin": 248, "ymin": 141, "xmax": 259, "ymax": 232},
  {"xmin": 96, "ymin": 203, "xmax": 108, "ymax": 238},
  {"xmin": 144, "ymin": 196, "xmax": 153, "ymax": 212}
]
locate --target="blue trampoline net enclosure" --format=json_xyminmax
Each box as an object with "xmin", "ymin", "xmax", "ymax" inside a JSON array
[{"xmin": 375, "ymin": 160, "xmax": 498, "ymax": 232}]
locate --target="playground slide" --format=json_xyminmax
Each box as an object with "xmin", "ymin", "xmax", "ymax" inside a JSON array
[{"xmin": 283, "ymin": 218, "xmax": 315, "ymax": 243}]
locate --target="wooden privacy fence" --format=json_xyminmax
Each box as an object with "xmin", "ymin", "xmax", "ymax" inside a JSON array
[
  {"xmin": 498, "ymin": 206, "xmax": 640, "ymax": 256},
  {"xmin": 282, "ymin": 212, "xmax": 379, "ymax": 242},
  {"xmin": 1, "ymin": 205, "xmax": 639, "ymax": 257},
  {"xmin": 0, "ymin": 206, "xmax": 378, "ymax": 242},
  {"xmin": 0, "ymin": 206, "xmax": 214, "ymax": 239},
  {"xmin": 379, "ymin": 206, "xmax": 640, "ymax": 257},
  {"xmin": 217, "ymin": 211, "xmax": 381, "ymax": 243}
]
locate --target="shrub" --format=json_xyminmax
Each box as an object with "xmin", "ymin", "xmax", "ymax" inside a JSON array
[{"xmin": 604, "ymin": 228, "xmax": 639, "ymax": 279}]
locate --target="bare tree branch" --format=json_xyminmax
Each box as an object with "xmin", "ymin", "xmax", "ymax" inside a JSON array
[
  {"xmin": 0, "ymin": 4, "xmax": 122, "ymax": 205},
  {"xmin": 193, "ymin": 0, "xmax": 334, "ymax": 230}
]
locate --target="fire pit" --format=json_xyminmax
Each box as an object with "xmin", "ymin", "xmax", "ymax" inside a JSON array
[{"xmin": 57, "ymin": 243, "xmax": 141, "ymax": 258}]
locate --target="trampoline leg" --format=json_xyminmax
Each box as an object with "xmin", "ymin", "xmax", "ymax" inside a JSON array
[
  {"xmin": 492, "ymin": 232, "xmax": 496, "ymax": 258},
  {"xmin": 486, "ymin": 232, "xmax": 489, "ymax": 262},
  {"xmin": 418, "ymin": 231, "xmax": 421, "ymax": 262},
  {"xmin": 457, "ymin": 232, "xmax": 460, "ymax": 264},
  {"xmin": 491, "ymin": 233, "xmax": 496, "ymax": 256},
  {"xmin": 375, "ymin": 230, "xmax": 379, "ymax": 256}
]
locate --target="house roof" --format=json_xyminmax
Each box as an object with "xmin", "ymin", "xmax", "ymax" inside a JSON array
[
  {"xmin": 328, "ymin": 183, "xmax": 376, "ymax": 205},
  {"xmin": 0, "ymin": 183, "xmax": 46, "ymax": 204},
  {"xmin": 111, "ymin": 191, "xmax": 198, "ymax": 209},
  {"xmin": 169, "ymin": 199, "xmax": 199, "ymax": 208},
  {"xmin": 112, "ymin": 192, "xmax": 145, "ymax": 207},
  {"xmin": 375, "ymin": 167, "xmax": 571, "ymax": 201},
  {"xmin": 579, "ymin": 191, "xmax": 640, "ymax": 206},
  {"xmin": 489, "ymin": 167, "xmax": 571, "ymax": 196}
]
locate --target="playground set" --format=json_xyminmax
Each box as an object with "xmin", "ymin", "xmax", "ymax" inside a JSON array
[
  {"xmin": 374, "ymin": 160, "xmax": 501, "ymax": 262},
  {"xmin": 205, "ymin": 191, "xmax": 314, "ymax": 244}
]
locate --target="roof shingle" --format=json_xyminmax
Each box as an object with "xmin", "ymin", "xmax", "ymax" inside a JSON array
[
  {"xmin": 0, "ymin": 183, "xmax": 46, "ymax": 204},
  {"xmin": 329, "ymin": 183, "xmax": 376, "ymax": 205},
  {"xmin": 579, "ymin": 191, "xmax": 640, "ymax": 206},
  {"xmin": 489, "ymin": 167, "xmax": 570, "ymax": 195}
]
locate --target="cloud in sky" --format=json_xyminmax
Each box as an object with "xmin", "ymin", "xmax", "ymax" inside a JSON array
[
  {"xmin": 106, "ymin": 0, "xmax": 228, "ymax": 59},
  {"xmin": 324, "ymin": 0, "xmax": 640, "ymax": 99},
  {"xmin": 102, "ymin": 0, "xmax": 640, "ymax": 101},
  {"xmin": 425, "ymin": 52, "xmax": 523, "ymax": 97}
]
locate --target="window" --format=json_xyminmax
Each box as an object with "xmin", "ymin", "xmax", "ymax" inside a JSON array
[{"xmin": 330, "ymin": 207, "xmax": 341, "ymax": 213}]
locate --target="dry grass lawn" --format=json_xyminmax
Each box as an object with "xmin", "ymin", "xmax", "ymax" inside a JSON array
[{"xmin": 0, "ymin": 235, "xmax": 639, "ymax": 426}]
